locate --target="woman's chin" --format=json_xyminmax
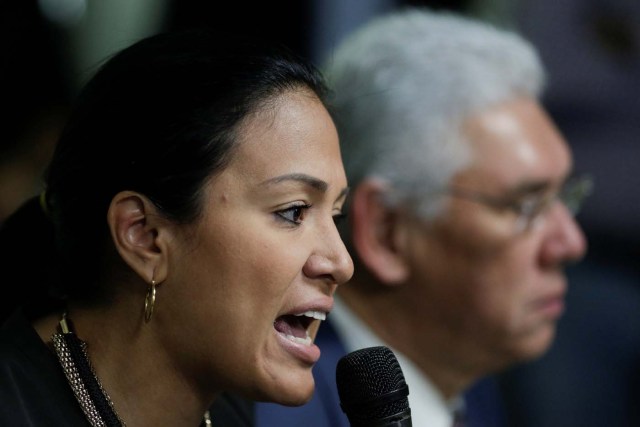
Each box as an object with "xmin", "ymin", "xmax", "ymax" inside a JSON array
[
  {"xmin": 275, "ymin": 389, "xmax": 315, "ymax": 407},
  {"xmin": 257, "ymin": 374, "xmax": 315, "ymax": 406}
]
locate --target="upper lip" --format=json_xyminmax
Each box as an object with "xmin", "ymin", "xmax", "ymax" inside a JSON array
[
  {"xmin": 534, "ymin": 275, "xmax": 567, "ymax": 298},
  {"xmin": 296, "ymin": 311, "xmax": 327, "ymax": 320},
  {"xmin": 280, "ymin": 298, "xmax": 334, "ymax": 319}
]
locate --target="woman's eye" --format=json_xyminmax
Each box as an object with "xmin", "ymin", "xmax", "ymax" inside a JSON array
[{"xmin": 276, "ymin": 204, "xmax": 310, "ymax": 225}]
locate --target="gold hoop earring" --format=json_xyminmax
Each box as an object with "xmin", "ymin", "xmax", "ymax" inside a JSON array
[{"xmin": 144, "ymin": 280, "xmax": 157, "ymax": 323}]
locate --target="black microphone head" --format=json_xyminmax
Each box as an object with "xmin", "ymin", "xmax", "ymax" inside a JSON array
[{"xmin": 336, "ymin": 346, "xmax": 411, "ymax": 426}]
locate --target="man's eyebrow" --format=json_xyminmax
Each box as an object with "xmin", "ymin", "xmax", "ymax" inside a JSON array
[
  {"xmin": 260, "ymin": 173, "xmax": 328, "ymax": 192},
  {"xmin": 508, "ymin": 180, "xmax": 553, "ymax": 197},
  {"xmin": 336, "ymin": 187, "xmax": 350, "ymax": 201},
  {"xmin": 510, "ymin": 170, "xmax": 576, "ymax": 197}
]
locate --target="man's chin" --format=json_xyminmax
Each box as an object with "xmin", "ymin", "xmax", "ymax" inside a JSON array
[{"xmin": 512, "ymin": 323, "xmax": 557, "ymax": 362}]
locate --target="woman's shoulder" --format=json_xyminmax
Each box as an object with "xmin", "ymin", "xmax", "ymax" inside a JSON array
[
  {"xmin": 0, "ymin": 310, "xmax": 88, "ymax": 425},
  {"xmin": 208, "ymin": 392, "xmax": 255, "ymax": 427},
  {"xmin": 0, "ymin": 310, "xmax": 39, "ymax": 364}
]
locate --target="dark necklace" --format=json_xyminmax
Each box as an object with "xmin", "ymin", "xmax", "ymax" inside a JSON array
[{"xmin": 51, "ymin": 313, "xmax": 214, "ymax": 426}]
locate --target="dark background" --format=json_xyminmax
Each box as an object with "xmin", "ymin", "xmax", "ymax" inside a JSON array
[{"xmin": 1, "ymin": 0, "xmax": 638, "ymax": 425}]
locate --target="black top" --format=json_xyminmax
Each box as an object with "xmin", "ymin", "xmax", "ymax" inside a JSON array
[{"xmin": 0, "ymin": 310, "xmax": 254, "ymax": 426}]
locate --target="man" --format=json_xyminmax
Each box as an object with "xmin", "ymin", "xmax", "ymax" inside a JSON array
[{"xmin": 257, "ymin": 8, "xmax": 590, "ymax": 427}]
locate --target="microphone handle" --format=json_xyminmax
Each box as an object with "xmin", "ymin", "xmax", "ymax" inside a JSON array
[{"xmin": 350, "ymin": 409, "xmax": 412, "ymax": 427}]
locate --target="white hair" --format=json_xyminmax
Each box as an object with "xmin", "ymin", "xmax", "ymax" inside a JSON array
[{"xmin": 324, "ymin": 7, "xmax": 545, "ymax": 218}]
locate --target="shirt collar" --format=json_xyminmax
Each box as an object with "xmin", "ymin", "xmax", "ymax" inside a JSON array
[{"xmin": 330, "ymin": 296, "xmax": 459, "ymax": 427}]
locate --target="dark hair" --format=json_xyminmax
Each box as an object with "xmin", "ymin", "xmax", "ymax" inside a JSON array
[{"xmin": 0, "ymin": 28, "xmax": 328, "ymax": 310}]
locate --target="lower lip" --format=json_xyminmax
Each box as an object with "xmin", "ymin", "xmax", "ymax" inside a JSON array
[
  {"xmin": 536, "ymin": 297, "xmax": 565, "ymax": 318},
  {"xmin": 275, "ymin": 331, "xmax": 321, "ymax": 365}
]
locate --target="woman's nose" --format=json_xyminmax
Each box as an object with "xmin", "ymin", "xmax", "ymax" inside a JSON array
[{"xmin": 302, "ymin": 223, "xmax": 354, "ymax": 286}]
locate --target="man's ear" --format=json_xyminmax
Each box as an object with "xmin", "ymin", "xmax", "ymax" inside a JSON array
[
  {"xmin": 107, "ymin": 191, "xmax": 170, "ymax": 284},
  {"xmin": 350, "ymin": 180, "xmax": 410, "ymax": 285}
]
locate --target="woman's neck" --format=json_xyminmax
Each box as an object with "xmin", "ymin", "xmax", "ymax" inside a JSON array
[{"xmin": 34, "ymin": 302, "xmax": 219, "ymax": 426}]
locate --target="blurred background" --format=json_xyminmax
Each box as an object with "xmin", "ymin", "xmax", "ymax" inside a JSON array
[{"xmin": 1, "ymin": 0, "xmax": 638, "ymax": 425}]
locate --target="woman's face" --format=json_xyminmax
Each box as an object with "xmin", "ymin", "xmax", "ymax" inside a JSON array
[{"xmin": 162, "ymin": 89, "xmax": 353, "ymax": 405}]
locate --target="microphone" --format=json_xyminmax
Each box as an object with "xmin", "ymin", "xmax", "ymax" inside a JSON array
[{"xmin": 336, "ymin": 346, "xmax": 412, "ymax": 427}]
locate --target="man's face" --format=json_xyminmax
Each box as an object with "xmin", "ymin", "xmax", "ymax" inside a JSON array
[{"xmin": 402, "ymin": 97, "xmax": 587, "ymax": 370}]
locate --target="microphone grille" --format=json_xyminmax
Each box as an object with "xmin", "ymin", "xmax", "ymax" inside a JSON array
[{"xmin": 336, "ymin": 346, "xmax": 410, "ymax": 421}]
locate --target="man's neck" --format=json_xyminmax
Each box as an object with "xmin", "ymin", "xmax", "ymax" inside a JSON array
[{"xmin": 337, "ymin": 280, "xmax": 479, "ymax": 400}]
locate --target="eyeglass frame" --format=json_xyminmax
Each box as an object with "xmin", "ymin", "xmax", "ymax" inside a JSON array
[{"xmin": 440, "ymin": 173, "xmax": 594, "ymax": 233}]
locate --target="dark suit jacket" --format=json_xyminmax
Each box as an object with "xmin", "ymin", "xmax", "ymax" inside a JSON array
[{"xmin": 255, "ymin": 320, "xmax": 506, "ymax": 427}]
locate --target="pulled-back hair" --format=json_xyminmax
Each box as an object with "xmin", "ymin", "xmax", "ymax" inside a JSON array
[{"xmin": 0, "ymin": 29, "xmax": 327, "ymax": 311}]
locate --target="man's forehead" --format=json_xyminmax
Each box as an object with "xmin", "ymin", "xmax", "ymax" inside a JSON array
[{"xmin": 457, "ymin": 97, "xmax": 572, "ymax": 193}]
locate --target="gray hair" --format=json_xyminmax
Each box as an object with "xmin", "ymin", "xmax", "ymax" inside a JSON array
[{"xmin": 324, "ymin": 7, "xmax": 545, "ymax": 218}]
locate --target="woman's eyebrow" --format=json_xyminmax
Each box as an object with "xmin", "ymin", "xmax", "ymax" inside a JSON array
[{"xmin": 260, "ymin": 173, "xmax": 328, "ymax": 192}]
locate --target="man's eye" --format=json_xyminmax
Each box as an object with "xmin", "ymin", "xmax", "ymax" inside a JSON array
[
  {"xmin": 276, "ymin": 204, "xmax": 310, "ymax": 224},
  {"xmin": 515, "ymin": 194, "xmax": 552, "ymax": 216},
  {"xmin": 333, "ymin": 212, "xmax": 347, "ymax": 226}
]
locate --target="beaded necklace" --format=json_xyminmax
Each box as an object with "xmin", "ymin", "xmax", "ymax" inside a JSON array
[{"xmin": 51, "ymin": 313, "xmax": 212, "ymax": 426}]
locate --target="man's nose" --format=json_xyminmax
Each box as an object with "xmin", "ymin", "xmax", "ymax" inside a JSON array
[{"xmin": 539, "ymin": 202, "xmax": 587, "ymax": 267}]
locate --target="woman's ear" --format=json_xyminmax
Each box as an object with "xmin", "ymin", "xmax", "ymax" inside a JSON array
[
  {"xmin": 350, "ymin": 179, "xmax": 410, "ymax": 285},
  {"xmin": 107, "ymin": 191, "xmax": 169, "ymax": 284}
]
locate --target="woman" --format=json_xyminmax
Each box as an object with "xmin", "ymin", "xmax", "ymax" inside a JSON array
[{"xmin": 0, "ymin": 29, "xmax": 353, "ymax": 426}]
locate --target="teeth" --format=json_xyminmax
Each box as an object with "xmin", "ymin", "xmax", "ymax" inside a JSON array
[
  {"xmin": 284, "ymin": 333, "xmax": 312, "ymax": 346},
  {"xmin": 295, "ymin": 311, "xmax": 327, "ymax": 321}
]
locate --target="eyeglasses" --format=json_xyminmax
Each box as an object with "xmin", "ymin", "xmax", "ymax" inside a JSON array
[{"xmin": 444, "ymin": 174, "xmax": 594, "ymax": 233}]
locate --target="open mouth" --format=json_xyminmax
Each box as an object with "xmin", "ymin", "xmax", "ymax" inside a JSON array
[{"xmin": 273, "ymin": 311, "xmax": 326, "ymax": 346}]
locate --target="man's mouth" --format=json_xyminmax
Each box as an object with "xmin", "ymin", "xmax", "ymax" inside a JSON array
[{"xmin": 273, "ymin": 311, "xmax": 327, "ymax": 346}]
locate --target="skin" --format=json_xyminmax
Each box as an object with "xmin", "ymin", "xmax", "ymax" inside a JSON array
[
  {"xmin": 34, "ymin": 88, "xmax": 353, "ymax": 425},
  {"xmin": 342, "ymin": 96, "xmax": 587, "ymax": 399}
]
